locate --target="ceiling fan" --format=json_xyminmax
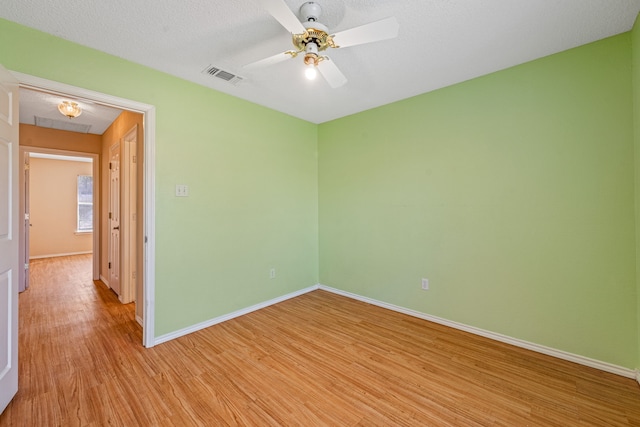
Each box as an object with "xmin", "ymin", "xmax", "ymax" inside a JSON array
[{"xmin": 244, "ymin": 0, "xmax": 399, "ymax": 88}]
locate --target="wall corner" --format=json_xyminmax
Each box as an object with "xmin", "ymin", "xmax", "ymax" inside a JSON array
[{"xmin": 631, "ymin": 11, "xmax": 640, "ymax": 371}]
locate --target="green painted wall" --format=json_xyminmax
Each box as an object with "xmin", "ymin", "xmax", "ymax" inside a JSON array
[
  {"xmin": 2, "ymin": 16, "xmax": 638, "ymax": 369},
  {"xmin": 0, "ymin": 18, "xmax": 319, "ymax": 336},
  {"xmin": 633, "ymin": 16, "xmax": 640, "ymax": 370},
  {"xmin": 318, "ymin": 34, "xmax": 637, "ymax": 368}
]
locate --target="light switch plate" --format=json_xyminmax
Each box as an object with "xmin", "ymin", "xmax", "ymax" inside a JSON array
[{"xmin": 175, "ymin": 184, "xmax": 189, "ymax": 197}]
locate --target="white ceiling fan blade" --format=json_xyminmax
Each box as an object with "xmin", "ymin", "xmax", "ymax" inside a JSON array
[
  {"xmin": 259, "ymin": 0, "xmax": 306, "ymax": 34},
  {"xmin": 318, "ymin": 57, "xmax": 347, "ymax": 88},
  {"xmin": 244, "ymin": 51, "xmax": 292, "ymax": 70},
  {"xmin": 332, "ymin": 16, "xmax": 399, "ymax": 48}
]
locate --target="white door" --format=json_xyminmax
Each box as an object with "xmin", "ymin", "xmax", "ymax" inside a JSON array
[
  {"xmin": 0, "ymin": 65, "xmax": 19, "ymax": 413},
  {"xmin": 109, "ymin": 144, "xmax": 121, "ymax": 295}
]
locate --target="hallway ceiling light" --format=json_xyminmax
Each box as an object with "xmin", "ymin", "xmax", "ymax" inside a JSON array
[{"xmin": 58, "ymin": 100, "xmax": 82, "ymax": 119}]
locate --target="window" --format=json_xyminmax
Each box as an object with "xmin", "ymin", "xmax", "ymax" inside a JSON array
[{"xmin": 77, "ymin": 175, "xmax": 93, "ymax": 232}]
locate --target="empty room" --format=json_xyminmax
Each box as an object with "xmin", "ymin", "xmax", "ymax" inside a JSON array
[{"xmin": 1, "ymin": 0, "xmax": 640, "ymax": 425}]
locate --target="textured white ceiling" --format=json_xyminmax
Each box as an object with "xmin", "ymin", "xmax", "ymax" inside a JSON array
[
  {"xmin": 19, "ymin": 88, "xmax": 123, "ymax": 135},
  {"xmin": 2, "ymin": 0, "xmax": 640, "ymax": 124}
]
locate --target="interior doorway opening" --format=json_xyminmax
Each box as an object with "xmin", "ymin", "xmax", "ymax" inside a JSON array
[
  {"xmin": 19, "ymin": 149, "xmax": 100, "ymax": 294},
  {"xmin": 13, "ymin": 71, "xmax": 156, "ymax": 347}
]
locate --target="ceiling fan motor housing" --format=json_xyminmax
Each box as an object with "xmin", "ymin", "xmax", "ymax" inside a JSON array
[
  {"xmin": 291, "ymin": 3, "xmax": 336, "ymax": 67},
  {"xmin": 290, "ymin": 2, "xmax": 337, "ymax": 55}
]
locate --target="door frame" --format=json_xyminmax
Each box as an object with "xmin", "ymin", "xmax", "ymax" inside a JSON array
[
  {"xmin": 12, "ymin": 71, "xmax": 156, "ymax": 348},
  {"xmin": 120, "ymin": 126, "xmax": 137, "ymax": 305},
  {"xmin": 21, "ymin": 151, "xmax": 29, "ymax": 292},
  {"xmin": 19, "ymin": 148, "xmax": 99, "ymax": 280}
]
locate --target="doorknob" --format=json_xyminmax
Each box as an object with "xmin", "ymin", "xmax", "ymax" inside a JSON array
[{"xmin": 113, "ymin": 226, "xmax": 120, "ymax": 230}]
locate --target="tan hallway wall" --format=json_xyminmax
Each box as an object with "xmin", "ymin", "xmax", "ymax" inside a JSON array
[
  {"xmin": 20, "ymin": 124, "xmax": 102, "ymax": 154},
  {"xmin": 29, "ymin": 157, "xmax": 93, "ymax": 258},
  {"xmin": 20, "ymin": 124, "xmax": 101, "ymax": 259}
]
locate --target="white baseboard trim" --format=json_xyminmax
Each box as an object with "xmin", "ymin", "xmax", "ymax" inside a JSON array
[
  {"xmin": 30, "ymin": 251, "xmax": 93, "ymax": 260},
  {"xmin": 318, "ymin": 285, "xmax": 637, "ymax": 380},
  {"xmin": 636, "ymin": 370, "xmax": 640, "ymax": 386},
  {"xmin": 99, "ymin": 275, "xmax": 110, "ymax": 288},
  {"xmin": 136, "ymin": 315, "xmax": 143, "ymax": 327},
  {"xmin": 154, "ymin": 285, "xmax": 320, "ymax": 345}
]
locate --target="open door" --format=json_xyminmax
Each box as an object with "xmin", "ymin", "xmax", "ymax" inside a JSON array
[
  {"xmin": 108, "ymin": 143, "xmax": 121, "ymax": 296},
  {"xmin": 0, "ymin": 65, "xmax": 20, "ymax": 413}
]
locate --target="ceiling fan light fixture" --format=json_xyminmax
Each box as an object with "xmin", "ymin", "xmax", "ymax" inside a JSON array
[
  {"xmin": 305, "ymin": 64, "xmax": 318, "ymax": 80},
  {"xmin": 58, "ymin": 101, "xmax": 82, "ymax": 119},
  {"xmin": 304, "ymin": 51, "xmax": 321, "ymax": 80}
]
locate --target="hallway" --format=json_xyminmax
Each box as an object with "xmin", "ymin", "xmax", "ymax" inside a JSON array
[{"xmin": 2, "ymin": 255, "xmax": 143, "ymax": 425}]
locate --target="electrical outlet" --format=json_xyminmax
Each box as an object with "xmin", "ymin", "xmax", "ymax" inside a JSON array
[
  {"xmin": 270, "ymin": 268, "xmax": 276, "ymax": 279},
  {"xmin": 421, "ymin": 278, "xmax": 429, "ymax": 290}
]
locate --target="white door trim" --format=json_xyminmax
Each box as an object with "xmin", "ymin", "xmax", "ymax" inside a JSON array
[
  {"xmin": 12, "ymin": 71, "xmax": 157, "ymax": 348},
  {"xmin": 120, "ymin": 126, "xmax": 137, "ymax": 304}
]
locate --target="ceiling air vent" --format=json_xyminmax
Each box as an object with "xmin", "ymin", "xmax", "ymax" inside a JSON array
[
  {"xmin": 34, "ymin": 116, "xmax": 92, "ymax": 134},
  {"xmin": 202, "ymin": 65, "xmax": 244, "ymax": 86}
]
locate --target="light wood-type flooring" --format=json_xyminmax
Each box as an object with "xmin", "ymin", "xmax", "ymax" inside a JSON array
[{"xmin": 1, "ymin": 254, "xmax": 640, "ymax": 425}]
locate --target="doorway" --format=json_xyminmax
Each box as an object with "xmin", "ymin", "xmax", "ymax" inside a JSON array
[
  {"xmin": 20, "ymin": 150, "xmax": 99, "ymax": 292},
  {"xmin": 13, "ymin": 71, "xmax": 156, "ymax": 347}
]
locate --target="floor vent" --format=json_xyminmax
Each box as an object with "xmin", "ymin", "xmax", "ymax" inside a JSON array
[{"xmin": 202, "ymin": 65, "xmax": 244, "ymax": 85}]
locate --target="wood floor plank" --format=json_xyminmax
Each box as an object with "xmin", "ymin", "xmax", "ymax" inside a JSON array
[{"xmin": 1, "ymin": 254, "xmax": 639, "ymax": 426}]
